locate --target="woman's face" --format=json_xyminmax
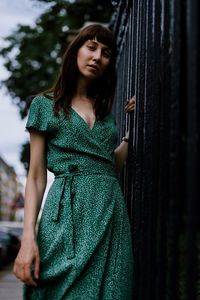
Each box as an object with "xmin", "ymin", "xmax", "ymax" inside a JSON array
[{"xmin": 77, "ymin": 38, "xmax": 112, "ymax": 81}]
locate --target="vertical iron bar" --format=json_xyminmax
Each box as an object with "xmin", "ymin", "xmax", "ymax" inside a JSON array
[
  {"xmin": 167, "ymin": 1, "xmax": 181, "ymax": 299},
  {"xmin": 132, "ymin": 1, "xmax": 143, "ymax": 299},
  {"xmin": 185, "ymin": 0, "xmax": 199, "ymax": 299},
  {"xmin": 156, "ymin": 0, "xmax": 170, "ymax": 299}
]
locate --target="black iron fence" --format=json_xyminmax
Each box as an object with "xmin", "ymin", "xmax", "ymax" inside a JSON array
[{"xmin": 110, "ymin": 0, "xmax": 199, "ymax": 299}]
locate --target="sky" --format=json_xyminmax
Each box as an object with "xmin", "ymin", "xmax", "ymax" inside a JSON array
[{"xmin": 0, "ymin": 0, "xmax": 53, "ymax": 187}]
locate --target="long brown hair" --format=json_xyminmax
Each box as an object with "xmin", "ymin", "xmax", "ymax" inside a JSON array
[{"xmin": 43, "ymin": 24, "xmax": 117, "ymax": 120}]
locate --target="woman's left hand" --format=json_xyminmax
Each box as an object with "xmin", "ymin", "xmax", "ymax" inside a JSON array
[{"xmin": 125, "ymin": 96, "xmax": 135, "ymax": 113}]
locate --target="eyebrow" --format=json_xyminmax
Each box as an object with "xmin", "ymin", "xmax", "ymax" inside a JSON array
[{"xmin": 87, "ymin": 40, "xmax": 112, "ymax": 52}]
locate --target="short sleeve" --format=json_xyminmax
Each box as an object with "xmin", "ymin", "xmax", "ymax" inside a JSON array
[{"xmin": 26, "ymin": 95, "xmax": 51, "ymax": 132}]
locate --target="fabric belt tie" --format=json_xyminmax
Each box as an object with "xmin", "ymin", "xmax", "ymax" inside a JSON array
[{"xmin": 52, "ymin": 164, "xmax": 117, "ymax": 259}]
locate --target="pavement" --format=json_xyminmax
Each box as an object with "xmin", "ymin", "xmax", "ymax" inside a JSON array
[{"xmin": 0, "ymin": 262, "xmax": 23, "ymax": 300}]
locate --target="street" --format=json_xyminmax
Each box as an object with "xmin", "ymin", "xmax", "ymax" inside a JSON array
[{"xmin": 0, "ymin": 262, "xmax": 23, "ymax": 300}]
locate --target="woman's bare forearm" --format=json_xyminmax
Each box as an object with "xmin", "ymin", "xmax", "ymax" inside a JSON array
[
  {"xmin": 14, "ymin": 131, "xmax": 46, "ymax": 286},
  {"xmin": 22, "ymin": 174, "xmax": 47, "ymax": 240},
  {"xmin": 114, "ymin": 95, "xmax": 135, "ymax": 174},
  {"xmin": 22, "ymin": 131, "xmax": 47, "ymax": 240},
  {"xmin": 114, "ymin": 131, "xmax": 129, "ymax": 174}
]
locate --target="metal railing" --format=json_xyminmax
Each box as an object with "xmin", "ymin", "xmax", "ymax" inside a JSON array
[{"xmin": 110, "ymin": 0, "xmax": 199, "ymax": 299}]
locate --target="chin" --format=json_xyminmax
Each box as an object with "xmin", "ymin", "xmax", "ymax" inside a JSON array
[
  {"xmin": 79, "ymin": 70, "xmax": 102, "ymax": 81},
  {"xmin": 86, "ymin": 73, "xmax": 101, "ymax": 80}
]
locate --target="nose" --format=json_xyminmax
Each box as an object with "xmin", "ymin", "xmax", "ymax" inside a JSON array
[{"xmin": 92, "ymin": 49, "xmax": 101, "ymax": 61}]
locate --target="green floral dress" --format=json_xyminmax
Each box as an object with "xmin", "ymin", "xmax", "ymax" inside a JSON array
[{"xmin": 24, "ymin": 95, "xmax": 133, "ymax": 299}]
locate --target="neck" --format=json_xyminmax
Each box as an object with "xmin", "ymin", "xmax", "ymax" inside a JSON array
[
  {"xmin": 74, "ymin": 75, "xmax": 91, "ymax": 99},
  {"xmin": 72, "ymin": 76, "xmax": 95, "ymax": 108}
]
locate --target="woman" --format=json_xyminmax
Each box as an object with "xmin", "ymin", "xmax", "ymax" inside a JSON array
[{"xmin": 13, "ymin": 24, "xmax": 135, "ymax": 299}]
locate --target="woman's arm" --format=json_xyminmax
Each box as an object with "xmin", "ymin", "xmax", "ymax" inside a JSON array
[
  {"xmin": 13, "ymin": 130, "xmax": 47, "ymax": 286},
  {"xmin": 23, "ymin": 130, "xmax": 47, "ymax": 238},
  {"xmin": 114, "ymin": 95, "xmax": 135, "ymax": 174},
  {"xmin": 114, "ymin": 131, "xmax": 129, "ymax": 174}
]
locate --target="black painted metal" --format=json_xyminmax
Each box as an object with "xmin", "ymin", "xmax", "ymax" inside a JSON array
[
  {"xmin": 110, "ymin": 0, "xmax": 199, "ymax": 299},
  {"xmin": 185, "ymin": 1, "xmax": 199, "ymax": 300},
  {"xmin": 167, "ymin": 1, "xmax": 181, "ymax": 299}
]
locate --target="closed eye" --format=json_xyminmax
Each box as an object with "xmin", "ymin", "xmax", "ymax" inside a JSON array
[
  {"xmin": 103, "ymin": 52, "xmax": 111, "ymax": 58},
  {"xmin": 87, "ymin": 45, "xmax": 96, "ymax": 50}
]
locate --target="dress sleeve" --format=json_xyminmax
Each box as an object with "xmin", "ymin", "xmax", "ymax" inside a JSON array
[{"xmin": 25, "ymin": 95, "xmax": 50, "ymax": 132}]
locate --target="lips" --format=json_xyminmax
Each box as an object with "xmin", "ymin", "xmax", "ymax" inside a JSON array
[{"xmin": 87, "ymin": 64, "xmax": 99, "ymax": 71}]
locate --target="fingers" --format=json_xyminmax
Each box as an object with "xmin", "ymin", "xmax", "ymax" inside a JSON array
[
  {"xmin": 34, "ymin": 254, "xmax": 40, "ymax": 280},
  {"xmin": 125, "ymin": 95, "xmax": 136, "ymax": 113},
  {"xmin": 125, "ymin": 130, "xmax": 129, "ymax": 139},
  {"xmin": 13, "ymin": 256, "xmax": 38, "ymax": 287},
  {"xmin": 23, "ymin": 262, "xmax": 38, "ymax": 286}
]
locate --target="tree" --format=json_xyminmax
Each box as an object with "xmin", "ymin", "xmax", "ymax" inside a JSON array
[{"xmin": 0, "ymin": 0, "xmax": 116, "ymax": 172}]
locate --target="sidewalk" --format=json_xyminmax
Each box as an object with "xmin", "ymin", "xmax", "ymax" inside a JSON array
[{"xmin": 0, "ymin": 262, "xmax": 23, "ymax": 300}]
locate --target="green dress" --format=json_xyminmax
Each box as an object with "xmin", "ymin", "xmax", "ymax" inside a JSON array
[{"xmin": 24, "ymin": 95, "xmax": 133, "ymax": 299}]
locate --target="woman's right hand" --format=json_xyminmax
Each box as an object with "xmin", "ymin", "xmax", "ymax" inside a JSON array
[{"xmin": 13, "ymin": 237, "xmax": 40, "ymax": 287}]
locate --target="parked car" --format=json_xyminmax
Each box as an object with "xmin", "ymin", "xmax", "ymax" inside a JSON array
[
  {"xmin": 0, "ymin": 242, "xmax": 7, "ymax": 267},
  {"xmin": 0, "ymin": 226, "xmax": 21, "ymax": 267}
]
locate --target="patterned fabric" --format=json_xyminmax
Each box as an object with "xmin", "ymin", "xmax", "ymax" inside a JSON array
[{"xmin": 24, "ymin": 95, "xmax": 133, "ymax": 299}]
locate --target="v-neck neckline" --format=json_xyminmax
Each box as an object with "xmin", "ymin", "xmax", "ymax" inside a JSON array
[{"xmin": 70, "ymin": 107, "xmax": 97, "ymax": 132}]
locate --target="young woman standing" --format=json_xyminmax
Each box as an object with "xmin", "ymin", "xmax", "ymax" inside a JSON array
[{"xmin": 13, "ymin": 24, "xmax": 135, "ymax": 299}]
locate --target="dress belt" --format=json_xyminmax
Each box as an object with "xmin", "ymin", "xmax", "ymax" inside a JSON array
[{"xmin": 52, "ymin": 164, "xmax": 117, "ymax": 259}]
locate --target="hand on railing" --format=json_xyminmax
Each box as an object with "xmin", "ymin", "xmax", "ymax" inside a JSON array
[{"xmin": 125, "ymin": 95, "xmax": 135, "ymax": 113}]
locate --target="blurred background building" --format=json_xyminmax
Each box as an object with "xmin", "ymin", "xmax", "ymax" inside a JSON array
[{"xmin": 0, "ymin": 156, "xmax": 24, "ymax": 222}]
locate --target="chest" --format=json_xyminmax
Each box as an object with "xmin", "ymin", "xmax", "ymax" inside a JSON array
[
  {"xmin": 48, "ymin": 108, "xmax": 118, "ymax": 145},
  {"xmin": 70, "ymin": 106, "xmax": 96, "ymax": 130}
]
